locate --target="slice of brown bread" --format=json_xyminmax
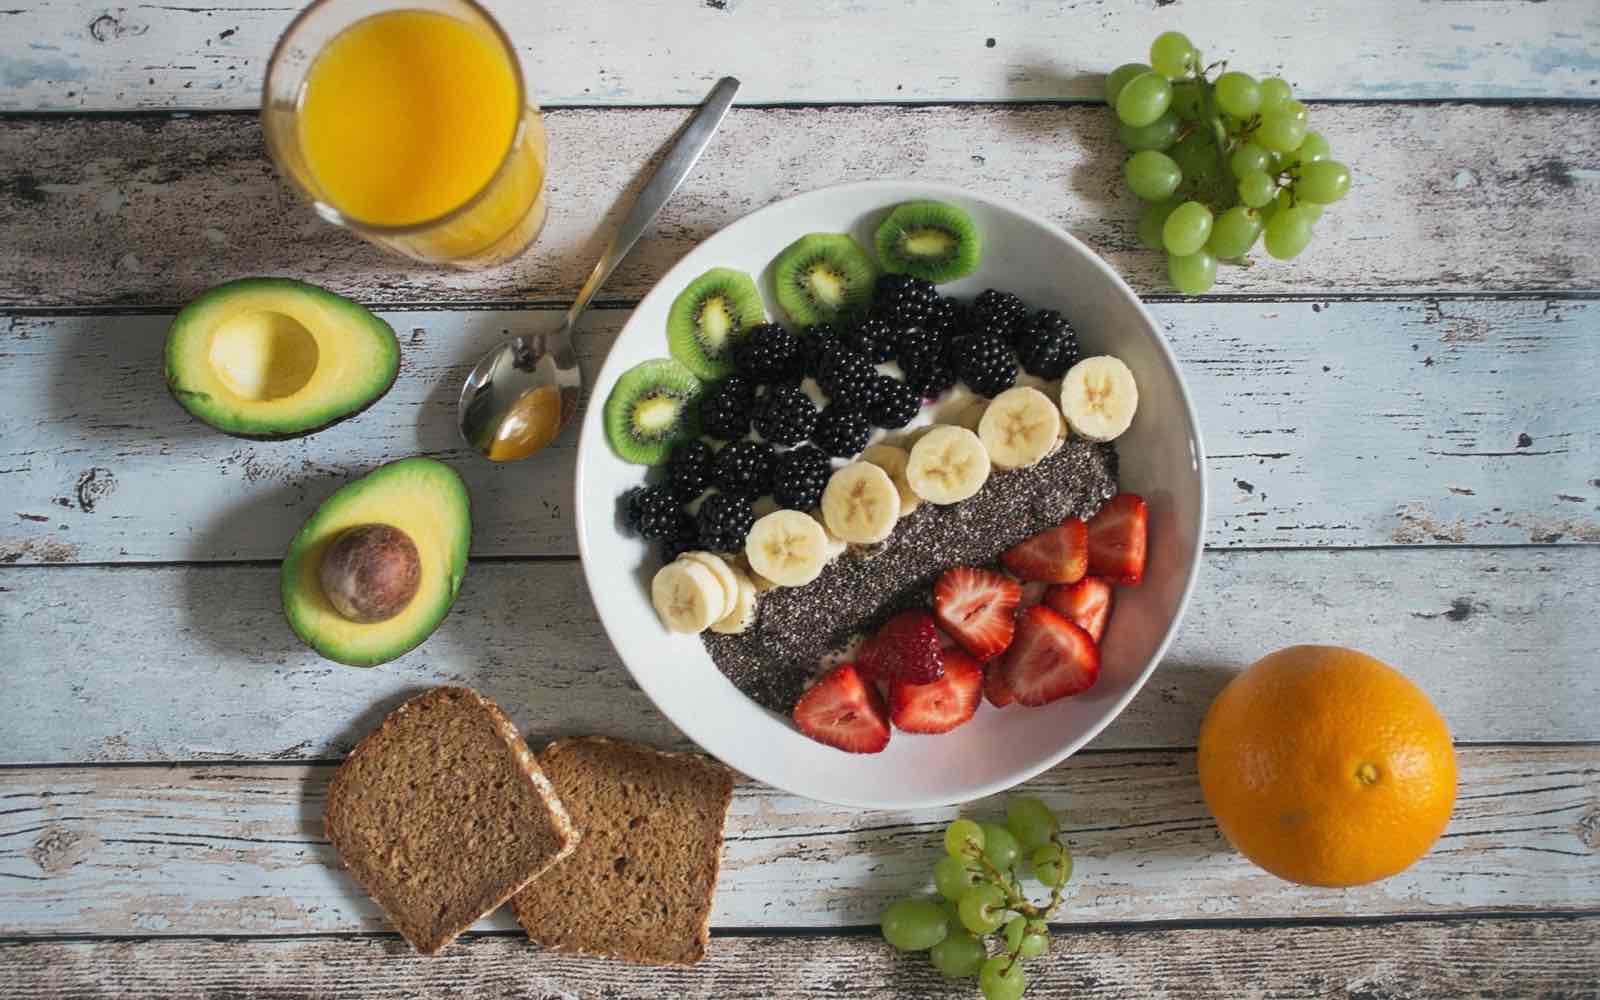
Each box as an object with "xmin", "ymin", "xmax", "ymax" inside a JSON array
[
  {"xmin": 324, "ymin": 686, "xmax": 577, "ymax": 955},
  {"xmin": 511, "ymin": 736, "xmax": 735, "ymax": 966}
]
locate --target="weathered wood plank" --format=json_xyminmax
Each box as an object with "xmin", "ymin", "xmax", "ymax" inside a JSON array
[
  {"xmin": 0, "ymin": 747, "xmax": 1593, "ymax": 935},
  {"xmin": 4, "ymin": 918, "xmax": 1600, "ymax": 999},
  {"xmin": 2, "ymin": 104, "xmax": 1597, "ymax": 308},
  {"xmin": 3, "ymin": 0, "xmax": 1595, "ymax": 111},
  {"xmin": 1, "ymin": 299, "xmax": 1593, "ymax": 564},
  {"xmin": 1, "ymin": 548, "xmax": 1594, "ymax": 764}
]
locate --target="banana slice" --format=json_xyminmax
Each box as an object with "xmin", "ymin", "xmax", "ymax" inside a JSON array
[
  {"xmin": 906, "ymin": 425, "xmax": 991, "ymax": 504},
  {"xmin": 679, "ymin": 551, "xmax": 738, "ymax": 621},
  {"xmin": 709, "ymin": 567, "xmax": 759, "ymax": 635},
  {"xmin": 860, "ymin": 444, "xmax": 920, "ymax": 518},
  {"xmin": 745, "ymin": 509, "xmax": 830, "ymax": 587},
  {"xmin": 1061, "ymin": 355, "xmax": 1138, "ymax": 442},
  {"xmin": 954, "ymin": 398, "xmax": 989, "ymax": 432},
  {"xmin": 978, "ymin": 386, "xmax": 1063, "ymax": 470},
  {"xmin": 651, "ymin": 559, "xmax": 724, "ymax": 633},
  {"xmin": 735, "ymin": 553, "xmax": 779, "ymax": 592},
  {"xmin": 821, "ymin": 462, "xmax": 901, "ymax": 544}
]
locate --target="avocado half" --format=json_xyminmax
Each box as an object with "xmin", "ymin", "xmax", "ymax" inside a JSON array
[
  {"xmin": 282, "ymin": 458, "xmax": 471, "ymax": 667},
  {"xmin": 164, "ymin": 277, "xmax": 400, "ymax": 439}
]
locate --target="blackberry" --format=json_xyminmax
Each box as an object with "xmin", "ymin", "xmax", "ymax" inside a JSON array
[
  {"xmin": 798, "ymin": 324, "xmax": 843, "ymax": 378},
  {"xmin": 872, "ymin": 273, "xmax": 938, "ymax": 327},
  {"xmin": 973, "ymin": 289, "xmax": 1030, "ymax": 341},
  {"xmin": 867, "ymin": 375, "xmax": 921, "ymax": 429},
  {"xmin": 711, "ymin": 439, "xmax": 775, "ymax": 497},
  {"xmin": 666, "ymin": 440, "xmax": 714, "ymax": 500},
  {"xmin": 893, "ymin": 324, "xmax": 943, "ymax": 374},
  {"xmin": 733, "ymin": 323, "xmax": 803, "ymax": 386},
  {"xmin": 624, "ymin": 485, "xmax": 684, "ymax": 540},
  {"xmin": 696, "ymin": 491, "xmax": 755, "ymax": 554},
  {"xmin": 845, "ymin": 313, "xmax": 898, "ymax": 363},
  {"xmin": 953, "ymin": 334, "xmax": 1018, "ymax": 397},
  {"xmin": 772, "ymin": 443, "xmax": 831, "ymax": 511},
  {"xmin": 699, "ymin": 376, "xmax": 756, "ymax": 441},
  {"xmin": 752, "ymin": 385, "xmax": 818, "ymax": 446},
  {"xmin": 818, "ymin": 349, "xmax": 879, "ymax": 410},
  {"xmin": 812, "ymin": 404, "xmax": 872, "ymax": 458},
  {"xmin": 659, "ymin": 512, "xmax": 699, "ymax": 563},
  {"xmin": 906, "ymin": 364, "xmax": 958, "ymax": 399},
  {"xmin": 1013, "ymin": 309, "xmax": 1081, "ymax": 379},
  {"xmin": 925, "ymin": 296, "xmax": 971, "ymax": 339}
]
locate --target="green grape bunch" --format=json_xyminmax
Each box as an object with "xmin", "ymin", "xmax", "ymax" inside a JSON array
[
  {"xmin": 879, "ymin": 798, "xmax": 1072, "ymax": 1000},
  {"xmin": 1108, "ymin": 31, "xmax": 1352, "ymax": 294}
]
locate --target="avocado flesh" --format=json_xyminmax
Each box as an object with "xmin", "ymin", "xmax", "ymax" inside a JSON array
[
  {"xmin": 281, "ymin": 458, "xmax": 471, "ymax": 667},
  {"xmin": 165, "ymin": 278, "xmax": 399, "ymax": 439}
]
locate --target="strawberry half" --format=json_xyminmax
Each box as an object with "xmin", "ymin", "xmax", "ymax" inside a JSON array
[
  {"xmin": 1086, "ymin": 494, "xmax": 1148, "ymax": 584},
  {"xmin": 792, "ymin": 663, "xmax": 891, "ymax": 753},
  {"xmin": 858, "ymin": 609, "xmax": 945, "ymax": 685},
  {"xmin": 1000, "ymin": 518, "xmax": 1089, "ymax": 583},
  {"xmin": 998, "ymin": 605, "xmax": 1101, "ymax": 706},
  {"xmin": 890, "ymin": 650, "xmax": 983, "ymax": 734},
  {"xmin": 983, "ymin": 660, "xmax": 1015, "ymax": 708},
  {"xmin": 1043, "ymin": 576, "xmax": 1114, "ymax": 643},
  {"xmin": 933, "ymin": 567, "xmax": 1022, "ymax": 662}
]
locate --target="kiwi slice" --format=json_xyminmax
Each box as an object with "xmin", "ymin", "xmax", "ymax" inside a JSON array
[
  {"xmin": 874, "ymin": 200, "xmax": 981, "ymax": 283},
  {"xmin": 603, "ymin": 358, "xmax": 705, "ymax": 466},
  {"xmin": 667, "ymin": 267, "xmax": 766, "ymax": 380},
  {"xmin": 771, "ymin": 233, "xmax": 878, "ymax": 327}
]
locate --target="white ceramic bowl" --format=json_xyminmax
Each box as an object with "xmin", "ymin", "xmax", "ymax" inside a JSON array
[{"xmin": 575, "ymin": 180, "xmax": 1205, "ymax": 809}]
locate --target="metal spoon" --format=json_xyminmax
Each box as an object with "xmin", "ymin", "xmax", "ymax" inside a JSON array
[{"xmin": 458, "ymin": 76, "xmax": 742, "ymax": 461}]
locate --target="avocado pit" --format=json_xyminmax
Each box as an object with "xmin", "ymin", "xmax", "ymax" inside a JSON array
[{"xmin": 319, "ymin": 523, "xmax": 421, "ymax": 624}]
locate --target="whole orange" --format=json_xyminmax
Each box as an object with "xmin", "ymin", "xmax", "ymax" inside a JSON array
[{"xmin": 1197, "ymin": 645, "xmax": 1456, "ymax": 887}]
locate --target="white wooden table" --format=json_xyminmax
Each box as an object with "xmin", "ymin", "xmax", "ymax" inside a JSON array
[{"xmin": 2, "ymin": 3, "xmax": 1598, "ymax": 996}]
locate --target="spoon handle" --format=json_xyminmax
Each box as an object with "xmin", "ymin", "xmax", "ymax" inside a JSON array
[{"xmin": 556, "ymin": 76, "xmax": 742, "ymax": 350}]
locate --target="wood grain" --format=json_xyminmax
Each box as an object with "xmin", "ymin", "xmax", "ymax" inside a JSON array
[
  {"xmin": 2, "ymin": 0, "xmax": 1595, "ymax": 111},
  {"xmin": 2, "ymin": 299, "xmax": 1594, "ymax": 564},
  {"xmin": 2, "ymin": 104, "xmax": 1597, "ymax": 308},
  {"xmin": 0, "ymin": 747, "xmax": 1594, "ymax": 935},
  {"xmin": 4, "ymin": 917, "xmax": 1599, "ymax": 998},
  {"xmin": 1, "ymin": 548, "xmax": 1594, "ymax": 764}
]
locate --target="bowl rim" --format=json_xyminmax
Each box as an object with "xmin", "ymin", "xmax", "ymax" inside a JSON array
[{"xmin": 573, "ymin": 178, "xmax": 1208, "ymax": 808}]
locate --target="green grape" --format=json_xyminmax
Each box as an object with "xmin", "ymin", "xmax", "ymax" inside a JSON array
[
  {"xmin": 1162, "ymin": 200, "xmax": 1213, "ymax": 256},
  {"xmin": 1115, "ymin": 71, "xmax": 1173, "ymax": 127},
  {"xmin": 1104, "ymin": 62, "xmax": 1152, "ymax": 106},
  {"xmin": 935, "ymin": 855, "xmax": 986, "ymax": 900},
  {"xmin": 1019, "ymin": 919, "xmax": 1050, "ymax": 959},
  {"xmin": 941, "ymin": 897, "xmax": 964, "ymax": 930},
  {"xmin": 1207, "ymin": 205, "xmax": 1264, "ymax": 258},
  {"xmin": 1005, "ymin": 797, "xmax": 1058, "ymax": 852},
  {"xmin": 1281, "ymin": 99, "xmax": 1309, "ymax": 123},
  {"xmin": 1125, "ymin": 150, "xmax": 1183, "ymax": 201},
  {"xmin": 1149, "ymin": 30, "xmax": 1197, "ymax": 79},
  {"xmin": 1118, "ymin": 109, "xmax": 1181, "ymax": 151},
  {"xmin": 1138, "ymin": 200, "xmax": 1180, "ymax": 250},
  {"xmin": 1169, "ymin": 131, "xmax": 1223, "ymax": 188},
  {"xmin": 1169, "ymin": 250, "xmax": 1218, "ymax": 295},
  {"xmin": 1030, "ymin": 842, "xmax": 1074, "ymax": 887},
  {"xmin": 1255, "ymin": 112, "xmax": 1307, "ymax": 153},
  {"xmin": 1170, "ymin": 80, "xmax": 1205, "ymax": 121},
  {"xmin": 1213, "ymin": 71, "xmax": 1261, "ymax": 117},
  {"xmin": 979, "ymin": 823, "xmax": 1021, "ymax": 872},
  {"xmin": 945, "ymin": 818, "xmax": 986, "ymax": 859},
  {"xmin": 1003, "ymin": 914, "xmax": 1027, "ymax": 951},
  {"xmin": 930, "ymin": 931, "xmax": 987, "ymax": 979},
  {"xmin": 1263, "ymin": 206, "xmax": 1317, "ymax": 259},
  {"xmin": 958, "ymin": 884, "xmax": 1008, "ymax": 935},
  {"xmin": 881, "ymin": 898, "xmax": 949, "ymax": 951},
  {"xmin": 1275, "ymin": 190, "xmax": 1324, "ymax": 222},
  {"xmin": 979, "ymin": 956, "xmax": 1027, "ymax": 1000},
  {"xmin": 1294, "ymin": 131, "xmax": 1331, "ymax": 163},
  {"xmin": 1257, "ymin": 76, "xmax": 1294, "ymax": 115},
  {"xmin": 1229, "ymin": 142, "xmax": 1271, "ymax": 179},
  {"xmin": 1296, "ymin": 159, "xmax": 1350, "ymax": 203},
  {"xmin": 1237, "ymin": 170, "xmax": 1275, "ymax": 207}
]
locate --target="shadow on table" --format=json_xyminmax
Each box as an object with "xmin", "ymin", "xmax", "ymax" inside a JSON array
[{"xmin": 45, "ymin": 313, "xmax": 221, "ymax": 447}]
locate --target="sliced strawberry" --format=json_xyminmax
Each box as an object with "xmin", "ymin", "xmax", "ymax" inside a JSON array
[
  {"xmin": 858, "ymin": 609, "xmax": 945, "ymax": 685},
  {"xmin": 999, "ymin": 606, "xmax": 1101, "ymax": 706},
  {"xmin": 1043, "ymin": 576, "xmax": 1114, "ymax": 643},
  {"xmin": 1086, "ymin": 494, "xmax": 1147, "ymax": 584},
  {"xmin": 890, "ymin": 650, "xmax": 983, "ymax": 734},
  {"xmin": 1000, "ymin": 518, "xmax": 1088, "ymax": 583},
  {"xmin": 983, "ymin": 660, "xmax": 1015, "ymax": 708},
  {"xmin": 793, "ymin": 663, "xmax": 891, "ymax": 753},
  {"xmin": 933, "ymin": 567, "xmax": 1022, "ymax": 662}
]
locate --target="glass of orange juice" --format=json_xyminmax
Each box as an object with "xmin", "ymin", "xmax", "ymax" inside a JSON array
[{"xmin": 263, "ymin": 0, "xmax": 547, "ymax": 269}]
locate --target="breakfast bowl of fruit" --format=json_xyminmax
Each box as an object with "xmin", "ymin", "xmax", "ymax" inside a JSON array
[{"xmin": 575, "ymin": 180, "xmax": 1205, "ymax": 808}]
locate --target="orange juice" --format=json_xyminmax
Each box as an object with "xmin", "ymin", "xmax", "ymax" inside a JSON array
[{"xmin": 294, "ymin": 7, "xmax": 546, "ymax": 263}]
